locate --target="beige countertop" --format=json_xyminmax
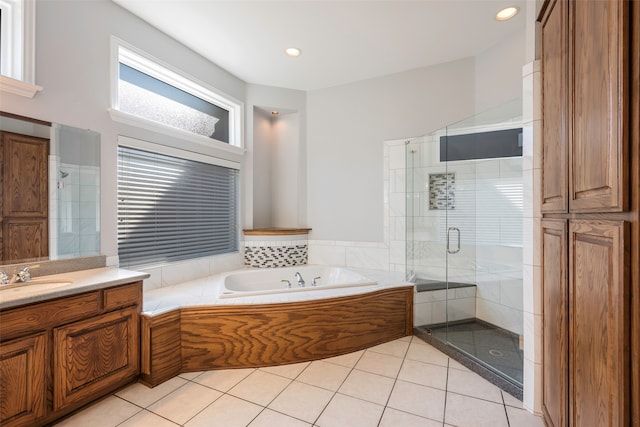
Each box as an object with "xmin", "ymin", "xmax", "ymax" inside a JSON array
[{"xmin": 0, "ymin": 267, "xmax": 150, "ymax": 310}]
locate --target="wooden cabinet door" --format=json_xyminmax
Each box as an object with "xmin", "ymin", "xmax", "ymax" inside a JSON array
[
  {"xmin": 0, "ymin": 333, "xmax": 47, "ymax": 427},
  {"xmin": 1, "ymin": 131, "xmax": 49, "ymax": 261},
  {"xmin": 53, "ymin": 307, "xmax": 139, "ymax": 411},
  {"xmin": 569, "ymin": 220, "xmax": 629, "ymax": 426},
  {"xmin": 542, "ymin": 219, "xmax": 568, "ymax": 427},
  {"xmin": 569, "ymin": 0, "xmax": 629, "ymax": 212},
  {"xmin": 541, "ymin": 0, "xmax": 569, "ymax": 213}
]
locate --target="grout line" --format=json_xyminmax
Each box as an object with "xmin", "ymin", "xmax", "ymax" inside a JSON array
[{"xmin": 443, "ymin": 358, "xmax": 450, "ymax": 426}]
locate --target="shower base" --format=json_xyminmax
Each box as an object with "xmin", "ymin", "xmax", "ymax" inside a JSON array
[{"xmin": 414, "ymin": 318, "xmax": 523, "ymax": 400}]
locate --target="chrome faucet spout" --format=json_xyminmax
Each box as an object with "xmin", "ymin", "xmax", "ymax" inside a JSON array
[{"xmin": 294, "ymin": 272, "xmax": 305, "ymax": 287}]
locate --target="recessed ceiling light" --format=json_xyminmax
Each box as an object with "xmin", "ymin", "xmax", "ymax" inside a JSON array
[
  {"xmin": 495, "ymin": 6, "xmax": 519, "ymax": 21},
  {"xmin": 285, "ymin": 47, "xmax": 301, "ymax": 57}
]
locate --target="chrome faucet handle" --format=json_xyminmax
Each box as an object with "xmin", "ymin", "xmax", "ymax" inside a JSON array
[
  {"xmin": 312, "ymin": 276, "xmax": 321, "ymax": 287},
  {"xmin": 0, "ymin": 270, "xmax": 8, "ymax": 285},
  {"xmin": 281, "ymin": 279, "xmax": 292, "ymax": 289},
  {"xmin": 15, "ymin": 264, "xmax": 40, "ymax": 283}
]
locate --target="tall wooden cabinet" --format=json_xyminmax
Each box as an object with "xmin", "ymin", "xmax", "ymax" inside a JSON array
[{"xmin": 539, "ymin": 0, "xmax": 639, "ymax": 426}]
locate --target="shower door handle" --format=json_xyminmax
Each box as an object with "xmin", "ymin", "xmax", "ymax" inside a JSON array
[{"xmin": 447, "ymin": 227, "xmax": 461, "ymax": 254}]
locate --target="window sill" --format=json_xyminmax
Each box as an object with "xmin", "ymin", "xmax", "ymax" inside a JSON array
[
  {"xmin": 0, "ymin": 75, "xmax": 43, "ymax": 98},
  {"xmin": 108, "ymin": 108, "xmax": 244, "ymax": 157}
]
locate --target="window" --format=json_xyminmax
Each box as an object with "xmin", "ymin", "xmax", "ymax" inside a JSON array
[
  {"xmin": 0, "ymin": 0, "xmax": 40, "ymax": 97},
  {"xmin": 117, "ymin": 139, "xmax": 239, "ymax": 267},
  {"xmin": 110, "ymin": 38, "xmax": 243, "ymax": 153}
]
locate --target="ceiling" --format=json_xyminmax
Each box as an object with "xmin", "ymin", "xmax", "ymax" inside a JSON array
[{"xmin": 112, "ymin": 0, "xmax": 527, "ymax": 91}]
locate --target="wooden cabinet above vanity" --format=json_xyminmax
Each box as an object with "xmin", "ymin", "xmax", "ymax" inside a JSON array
[{"xmin": 0, "ymin": 268, "xmax": 148, "ymax": 427}]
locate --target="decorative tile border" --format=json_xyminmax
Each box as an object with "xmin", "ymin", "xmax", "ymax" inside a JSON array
[{"xmin": 244, "ymin": 244, "xmax": 308, "ymax": 268}]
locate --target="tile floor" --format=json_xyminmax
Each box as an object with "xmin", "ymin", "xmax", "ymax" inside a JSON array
[{"xmin": 54, "ymin": 336, "xmax": 544, "ymax": 427}]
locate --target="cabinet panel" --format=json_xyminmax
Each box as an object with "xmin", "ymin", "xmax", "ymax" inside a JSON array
[
  {"xmin": 569, "ymin": 220, "xmax": 629, "ymax": 426},
  {"xmin": 541, "ymin": 219, "xmax": 568, "ymax": 427},
  {"xmin": 53, "ymin": 306, "xmax": 139, "ymax": 411},
  {"xmin": 3, "ymin": 218, "xmax": 48, "ymax": 262},
  {"xmin": 1, "ymin": 131, "xmax": 49, "ymax": 261},
  {"xmin": 541, "ymin": 0, "xmax": 569, "ymax": 213},
  {"xmin": 0, "ymin": 333, "xmax": 47, "ymax": 427},
  {"xmin": 1, "ymin": 132, "xmax": 48, "ymax": 217},
  {"xmin": 569, "ymin": 0, "xmax": 628, "ymax": 212}
]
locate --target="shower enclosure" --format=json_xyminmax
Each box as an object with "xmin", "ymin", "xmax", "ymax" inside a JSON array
[{"xmin": 407, "ymin": 100, "xmax": 524, "ymax": 395}]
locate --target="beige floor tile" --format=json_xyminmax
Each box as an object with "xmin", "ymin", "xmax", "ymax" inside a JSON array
[
  {"xmin": 405, "ymin": 341, "xmax": 449, "ymax": 367},
  {"xmin": 448, "ymin": 357, "xmax": 471, "ymax": 371},
  {"xmin": 228, "ymin": 370, "xmax": 292, "ymax": 406},
  {"xmin": 445, "ymin": 392, "xmax": 509, "ymax": 427},
  {"xmin": 116, "ymin": 377, "xmax": 188, "ymax": 408},
  {"xmin": 386, "ymin": 380, "xmax": 445, "ymax": 422},
  {"xmin": 397, "ymin": 359, "xmax": 448, "ymax": 390},
  {"xmin": 268, "ymin": 381, "xmax": 334, "ymax": 423},
  {"xmin": 506, "ymin": 406, "xmax": 545, "ymax": 427},
  {"xmin": 259, "ymin": 361, "xmax": 310, "ymax": 379},
  {"xmin": 502, "ymin": 390, "xmax": 524, "ymax": 408},
  {"xmin": 296, "ymin": 360, "xmax": 351, "ymax": 391},
  {"xmin": 446, "ymin": 368, "xmax": 503, "ymax": 403},
  {"xmin": 316, "ymin": 393, "xmax": 384, "ymax": 427},
  {"xmin": 399, "ymin": 335, "xmax": 413, "ymax": 342},
  {"xmin": 322, "ymin": 350, "xmax": 364, "ymax": 368},
  {"xmin": 354, "ymin": 351, "xmax": 403, "ymax": 378},
  {"xmin": 249, "ymin": 409, "xmax": 311, "ymax": 427},
  {"xmin": 184, "ymin": 394, "xmax": 262, "ymax": 427},
  {"xmin": 147, "ymin": 382, "xmax": 222, "ymax": 425},
  {"xmin": 367, "ymin": 338, "xmax": 410, "ymax": 358},
  {"xmin": 379, "ymin": 407, "xmax": 442, "ymax": 427},
  {"xmin": 118, "ymin": 410, "xmax": 180, "ymax": 426},
  {"xmin": 193, "ymin": 368, "xmax": 255, "ymax": 392},
  {"xmin": 53, "ymin": 396, "xmax": 141, "ymax": 427},
  {"xmin": 338, "ymin": 369, "xmax": 395, "ymax": 405}
]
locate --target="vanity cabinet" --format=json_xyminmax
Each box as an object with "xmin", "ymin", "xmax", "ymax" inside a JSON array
[
  {"xmin": 0, "ymin": 281, "xmax": 142, "ymax": 427},
  {"xmin": 539, "ymin": 0, "xmax": 638, "ymax": 426}
]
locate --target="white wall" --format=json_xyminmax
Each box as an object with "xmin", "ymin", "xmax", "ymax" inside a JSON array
[
  {"xmin": 475, "ymin": 29, "xmax": 527, "ymax": 113},
  {"xmin": 252, "ymin": 108, "xmax": 274, "ymax": 228},
  {"xmin": 307, "ymin": 58, "xmax": 477, "ymax": 242},
  {"xmin": 0, "ymin": 0, "xmax": 246, "ymax": 263},
  {"xmin": 307, "ymin": 29, "xmax": 526, "ymax": 243}
]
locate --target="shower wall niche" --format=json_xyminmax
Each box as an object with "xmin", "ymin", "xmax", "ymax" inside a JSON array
[{"xmin": 406, "ymin": 100, "xmax": 524, "ymax": 391}]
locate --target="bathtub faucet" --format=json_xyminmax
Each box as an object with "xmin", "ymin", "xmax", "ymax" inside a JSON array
[{"xmin": 294, "ymin": 272, "xmax": 305, "ymax": 287}]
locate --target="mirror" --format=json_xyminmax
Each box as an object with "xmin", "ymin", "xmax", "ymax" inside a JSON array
[{"xmin": 0, "ymin": 113, "xmax": 101, "ymax": 264}]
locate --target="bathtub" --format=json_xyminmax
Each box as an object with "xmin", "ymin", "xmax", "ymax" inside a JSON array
[
  {"xmin": 219, "ymin": 265, "xmax": 377, "ymax": 298},
  {"xmin": 140, "ymin": 266, "xmax": 414, "ymax": 387}
]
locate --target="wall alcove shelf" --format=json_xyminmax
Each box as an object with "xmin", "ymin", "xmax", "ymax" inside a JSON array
[{"xmin": 243, "ymin": 227, "xmax": 312, "ymax": 236}]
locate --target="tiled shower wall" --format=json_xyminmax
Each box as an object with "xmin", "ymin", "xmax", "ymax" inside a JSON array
[{"xmin": 403, "ymin": 127, "xmax": 524, "ymax": 336}]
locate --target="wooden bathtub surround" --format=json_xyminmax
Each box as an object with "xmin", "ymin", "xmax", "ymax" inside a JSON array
[
  {"xmin": 0, "ymin": 281, "xmax": 142, "ymax": 427},
  {"xmin": 140, "ymin": 286, "xmax": 413, "ymax": 387}
]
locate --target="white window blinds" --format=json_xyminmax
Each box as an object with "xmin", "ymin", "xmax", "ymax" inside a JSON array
[{"xmin": 117, "ymin": 145, "xmax": 239, "ymax": 267}]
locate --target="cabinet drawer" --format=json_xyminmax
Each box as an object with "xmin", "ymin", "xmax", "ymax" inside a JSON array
[
  {"xmin": 0, "ymin": 292, "xmax": 101, "ymax": 341},
  {"xmin": 103, "ymin": 282, "xmax": 141, "ymax": 311}
]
